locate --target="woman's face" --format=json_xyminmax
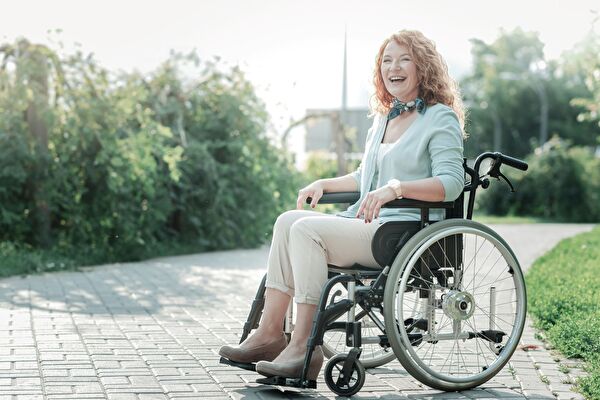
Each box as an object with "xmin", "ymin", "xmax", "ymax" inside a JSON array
[{"xmin": 380, "ymin": 41, "xmax": 419, "ymax": 101}]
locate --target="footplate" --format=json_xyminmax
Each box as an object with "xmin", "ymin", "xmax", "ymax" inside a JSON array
[
  {"xmin": 256, "ymin": 376, "xmax": 317, "ymax": 389},
  {"xmin": 219, "ymin": 357, "xmax": 256, "ymax": 372}
]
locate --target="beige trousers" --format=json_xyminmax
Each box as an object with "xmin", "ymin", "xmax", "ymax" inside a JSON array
[{"xmin": 265, "ymin": 210, "xmax": 381, "ymax": 305}]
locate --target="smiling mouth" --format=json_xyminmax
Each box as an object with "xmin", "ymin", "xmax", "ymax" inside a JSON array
[{"xmin": 389, "ymin": 76, "xmax": 406, "ymax": 83}]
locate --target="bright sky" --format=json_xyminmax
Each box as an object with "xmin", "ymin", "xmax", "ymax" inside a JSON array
[{"xmin": 2, "ymin": 0, "xmax": 598, "ymax": 140}]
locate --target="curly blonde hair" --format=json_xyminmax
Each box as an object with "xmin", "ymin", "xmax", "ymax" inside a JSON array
[{"xmin": 371, "ymin": 30, "xmax": 466, "ymax": 135}]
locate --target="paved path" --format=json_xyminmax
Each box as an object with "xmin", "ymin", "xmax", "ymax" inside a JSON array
[{"xmin": 0, "ymin": 223, "xmax": 595, "ymax": 400}]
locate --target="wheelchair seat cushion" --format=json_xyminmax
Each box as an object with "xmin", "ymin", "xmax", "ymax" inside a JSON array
[{"xmin": 371, "ymin": 221, "xmax": 422, "ymax": 267}]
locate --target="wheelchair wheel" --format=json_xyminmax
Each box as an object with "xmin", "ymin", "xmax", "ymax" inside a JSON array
[
  {"xmin": 324, "ymin": 353, "xmax": 366, "ymax": 396},
  {"xmin": 383, "ymin": 219, "xmax": 526, "ymax": 391},
  {"xmin": 322, "ymin": 281, "xmax": 395, "ymax": 368}
]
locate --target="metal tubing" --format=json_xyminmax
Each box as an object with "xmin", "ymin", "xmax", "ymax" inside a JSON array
[
  {"xmin": 301, "ymin": 274, "xmax": 354, "ymax": 384},
  {"xmin": 347, "ymin": 280, "xmax": 356, "ymax": 347},
  {"xmin": 427, "ymin": 288, "xmax": 437, "ymax": 342},
  {"xmin": 347, "ymin": 281, "xmax": 356, "ymax": 323},
  {"xmin": 240, "ymin": 274, "xmax": 267, "ymax": 343},
  {"xmin": 489, "ymin": 286, "xmax": 496, "ymax": 351}
]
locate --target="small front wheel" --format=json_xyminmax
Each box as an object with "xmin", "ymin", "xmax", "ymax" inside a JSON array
[
  {"xmin": 324, "ymin": 353, "xmax": 366, "ymax": 396},
  {"xmin": 323, "ymin": 280, "xmax": 395, "ymax": 368}
]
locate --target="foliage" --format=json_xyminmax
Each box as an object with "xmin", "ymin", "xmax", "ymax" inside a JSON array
[
  {"xmin": 461, "ymin": 28, "xmax": 600, "ymax": 159},
  {"xmin": 0, "ymin": 241, "xmax": 75, "ymax": 277},
  {"xmin": 476, "ymin": 137, "xmax": 600, "ymax": 222},
  {"xmin": 567, "ymin": 32, "xmax": 600, "ymax": 127},
  {"xmin": 0, "ymin": 39, "xmax": 300, "ymax": 275},
  {"xmin": 526, "ymin": 226, "xmax": 600, "ymax": 399}
]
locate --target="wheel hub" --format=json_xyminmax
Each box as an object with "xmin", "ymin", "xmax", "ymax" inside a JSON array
[{"xmin": 442, "ymin": 290, "xmax": 475, "ymax": 320}]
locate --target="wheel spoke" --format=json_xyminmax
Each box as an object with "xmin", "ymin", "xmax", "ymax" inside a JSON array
[{"xmin": 387, "ymin": 223, "xmax": 526, "ymax": 388}]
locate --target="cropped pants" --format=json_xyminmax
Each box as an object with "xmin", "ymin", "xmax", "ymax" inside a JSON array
[{"xmin": 265, "ymin": 210, "xmax": 381, "ymax": 305}]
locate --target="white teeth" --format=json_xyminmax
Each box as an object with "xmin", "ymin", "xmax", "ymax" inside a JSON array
[{"xmin": 389, "ymin": 76, "xmax": 406, "ymax": 82}]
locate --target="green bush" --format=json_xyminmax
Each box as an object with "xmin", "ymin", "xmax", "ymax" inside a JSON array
[
  {"xmin": 0, "ymin": 241, "xmax": 74, "ymax": 277},
  {"xmin": 527, "ymin": 226, "xmax": 600, "ymax": 399},
  {"xmin": 477, "ymin": 137, "xmax": 600, "ymax": 222},
  {"xmin": 579, "ymin": 369, "xmax": 600, "ymax": 400},
  {"xmin": 0, "ymin": 40, "xmax": 300, "ymax": 276},
  {"xmin": 548, "ymin": 313, "xmax": 600, "ymax": 359}
]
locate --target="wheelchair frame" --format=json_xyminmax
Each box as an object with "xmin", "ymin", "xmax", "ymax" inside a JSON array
[{"xmin": 220, "ymin": 152, "xmax": 529, "ymax": 395}]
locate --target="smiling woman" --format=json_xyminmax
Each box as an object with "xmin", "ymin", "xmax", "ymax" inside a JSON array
[{"xmin": 219, "ymin": 29, "xmax": 466, "ymax": 386}]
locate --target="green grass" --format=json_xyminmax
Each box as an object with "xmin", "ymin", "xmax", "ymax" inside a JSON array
[
  {"xmin": 526, "ymin": 225, "xmax": 600, "ymax": 399},
  {"xmin": 473, "ymin": 214, "xmax": 547, "ymax": 224}
]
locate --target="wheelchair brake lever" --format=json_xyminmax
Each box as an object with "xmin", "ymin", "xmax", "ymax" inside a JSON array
[{"xmin": 498, "ymin": 172, "xmax": 515, "ymax": 192}]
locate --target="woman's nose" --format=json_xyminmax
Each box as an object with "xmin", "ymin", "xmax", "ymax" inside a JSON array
[{"xmin": 390, "ymin": 59, "xmax": 403, "ymax": 70}]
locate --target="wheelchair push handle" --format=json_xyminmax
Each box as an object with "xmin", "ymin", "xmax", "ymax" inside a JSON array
[
  {"xmin": 497, "ymin": 152, "xmax": 528, "ymax": 171},
  {"xmin": 472, "ymin": 152, "xmax": 528, "ymax": 182}
]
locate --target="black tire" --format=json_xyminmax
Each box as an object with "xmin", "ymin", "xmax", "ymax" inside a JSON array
[{"xmin": 324, "ymin": 353, "xmax": 366, "ymax": 396}]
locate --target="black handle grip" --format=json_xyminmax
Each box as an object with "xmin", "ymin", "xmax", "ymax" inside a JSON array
[
  {"xmin": 497, "ymin": 153, "xmax": 528, "ymax": 171},
  {"xmin": 306, "ymin": 192, "xmax": 361, "ymax": 204}
]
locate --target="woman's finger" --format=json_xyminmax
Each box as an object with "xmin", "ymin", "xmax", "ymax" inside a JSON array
[
  {"xmin": 296, "ymin": 192, "xmax": 307, "ymax": 210},
  {"xmin": 310, "ymin": 190, "xmax": 322, "ymax": 208},
  {"xmin": 356, "ymin": 198, "xmax": 366, "ymax": 218},
  {"xmin": 364, "ymin": 196, "xmax": 374, "ymax": 223},
  {"xmin": 369, "ymin": 196, "xmax": 384, "ymax": 222},
  {"xmin": 373, "ymin": 200, "xmax": 382, "ymax": 220}
]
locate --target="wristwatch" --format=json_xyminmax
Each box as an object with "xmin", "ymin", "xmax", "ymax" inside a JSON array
[{"xmin": 387, "ymin": 179, "xmax": 403, "ymax": 198}]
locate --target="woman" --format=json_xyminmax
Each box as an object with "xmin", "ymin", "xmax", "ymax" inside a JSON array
[{"xmin": 219, "ymin": 29, "xmax": 465, "ymax": 380}]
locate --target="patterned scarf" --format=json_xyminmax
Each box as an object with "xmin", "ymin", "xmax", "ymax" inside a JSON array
[{"xmin": 387, "ymin": 97, "xmax": 426, "ymax": 121}]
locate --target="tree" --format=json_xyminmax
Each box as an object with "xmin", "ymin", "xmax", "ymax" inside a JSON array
[
  {"xmin": 566, "ymin": 31, "xmax": 600, "ymax": 130},
  {"xmin": 0, "ymin": 39, "xmax": 67, "ymax": 247},
  {"xmin": 0, "ymin": 39, "xmax": 300, "ymax": 267},
  {"xmin": 461, "ymin": 28, "xmax": 599, "ymax": 158},
  {"xmin": 462, "ymin": 28, "xmax": 546, "ymax": 157}
]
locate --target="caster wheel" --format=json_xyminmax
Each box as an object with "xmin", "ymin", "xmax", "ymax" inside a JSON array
[{"xmin": 324, "ymin": 353, "xmax": 366, "ymax": 396}]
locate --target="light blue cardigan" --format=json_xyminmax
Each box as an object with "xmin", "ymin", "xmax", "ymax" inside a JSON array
[{"xmin": 337, "ymin": 103, "xmax": 465, "ymax": 223}]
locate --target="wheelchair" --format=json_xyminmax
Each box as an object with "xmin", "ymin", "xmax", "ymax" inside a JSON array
[{"xmin": 220, "ymin": 151, "xmax": 529, "ymax": 396}]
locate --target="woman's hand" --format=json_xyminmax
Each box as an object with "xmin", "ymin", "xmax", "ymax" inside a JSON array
[
  {"xmin": 296, "ymin": 180, "xmax": 325, "ymax": 210},
  {"xmin": 356, "ymin": 186, "xmax": 397, "ymax": 223}
]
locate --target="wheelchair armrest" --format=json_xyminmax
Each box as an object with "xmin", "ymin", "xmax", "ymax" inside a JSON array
[
  {"xmin": 383, "ymin": 198, "xmax": 456, "ymax": 209},
  {"xmin": 307, "ymin": 191, "xmax": 455, "ymax": 209},
  {"xmin": 306, "ymin": 192, "xmax": 361, "ymax": 204}
]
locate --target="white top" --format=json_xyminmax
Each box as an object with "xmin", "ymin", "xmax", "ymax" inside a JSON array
[
  {"xmin": 371, "ymin": 143, "xmax": 394, "ymax": 190},
  {"xmin": 377, "ymin": 142, "xmax": 394, "ymax": 168}
]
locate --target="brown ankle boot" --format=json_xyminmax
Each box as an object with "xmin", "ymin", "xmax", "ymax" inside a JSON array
[
  {"xmin": 219, "ymin": 334, "xmax": 287, "ymax": 364},
  {"xmin": 255, "ymin": 346, "xmax": 324, "ymax": 380}
]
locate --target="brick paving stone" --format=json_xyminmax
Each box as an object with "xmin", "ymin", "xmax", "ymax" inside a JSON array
[{"xmin": 0, "ymin": 224, "xmax": 594, "ymax": 399}]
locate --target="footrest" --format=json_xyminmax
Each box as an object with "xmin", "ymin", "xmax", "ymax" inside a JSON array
[
  {"xmin": 256, "ymin": 376, "xmax": 317, "ymax": 389},
  {"xmin": 219, "ymin": 357, "xmax": 256, "ymax": 372}
]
